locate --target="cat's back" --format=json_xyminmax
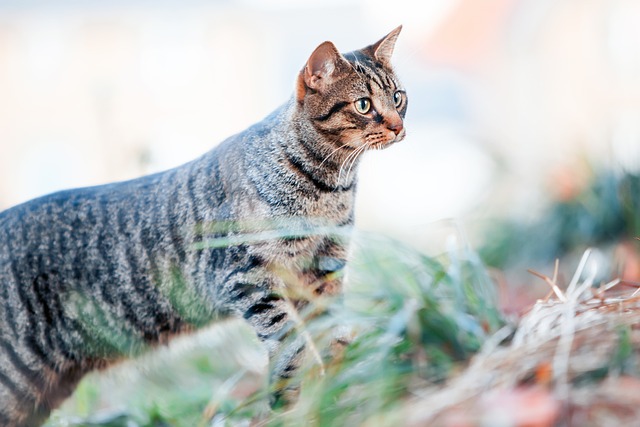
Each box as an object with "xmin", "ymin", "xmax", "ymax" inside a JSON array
[
  {"xmin": 0, "ymin": 129, "xmax": 246, "ymax": 258},
  {"xmin": 0, "ymin": 111, "xmax": 274, "ymax": 301},
  {"xmin": 0, "ymin": 171, "xmax": 164, "ymax": 264}
]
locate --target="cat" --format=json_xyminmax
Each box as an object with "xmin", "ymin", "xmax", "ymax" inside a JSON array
[{"xmin": 0, "ymin": 26, "xmax": 406, "ymax": 426}]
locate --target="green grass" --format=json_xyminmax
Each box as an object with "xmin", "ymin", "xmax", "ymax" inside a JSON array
[{"xmin": 47, "ymin": 231, "xmax": 503, "ymax": 427}]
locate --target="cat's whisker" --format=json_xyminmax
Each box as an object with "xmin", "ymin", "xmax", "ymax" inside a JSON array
[
  {"xmin": 337, "ymin": 145, "xmax": 354, "ymax": 183},
  {"xmin": 337, "ymin": 154, "xmax": 350, "ymax": 185},
  {"xmin": 342, "ymin": 144, "xmax": 367, "ymax": 185},
  {"xmin": 348, "ymin": 146, "xmax": 367, "ymax": 179},
  {"xmin": 319, "ymin": 143, "xmax": 350, "ymax": 169},
  {"xmin": 338, "ymin": 143, "xmax": 363, "ymax": 185}
]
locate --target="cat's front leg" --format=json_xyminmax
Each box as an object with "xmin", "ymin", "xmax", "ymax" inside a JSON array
[
  {"xmin": 221, "ymin": 273, "xmax": 305, "ymax": 407},
  {"xmin": 222, "ymin": 249, "xmax": 348, "ymax": 408},
  {"xmin": 240, "ymin": 289, "xmax": 309, "ymax": 408}
]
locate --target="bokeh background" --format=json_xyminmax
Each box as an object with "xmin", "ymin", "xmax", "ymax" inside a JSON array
[
  {"xmin": 1, "ymin": 0, "xmax": 639, "ymax": 249},
  {"xmin": 2, "ymin": 1, "xmax": 640, "ymax": 424}
]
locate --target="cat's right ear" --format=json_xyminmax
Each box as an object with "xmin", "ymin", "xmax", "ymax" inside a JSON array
[{"xmin": 297, "ymin": 41, "xmax": 347, "ymax": 101}]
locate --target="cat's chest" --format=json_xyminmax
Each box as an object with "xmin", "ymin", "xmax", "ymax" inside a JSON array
[
  {"xmin": 240, "ymin": 190, "xmax": 354, "ymax": 272},
  {"xmin": 302, "ymin": 190, "xmax": 355, "ymax": 220}
]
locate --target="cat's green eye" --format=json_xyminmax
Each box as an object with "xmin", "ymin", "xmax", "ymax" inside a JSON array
[
  {"xmin": 355, "ymin": 98, "xmax": 371, "ymax": 115},
  {"xmin": 393, "ymin": 91, "xmax": 403, "ymax": 108}
]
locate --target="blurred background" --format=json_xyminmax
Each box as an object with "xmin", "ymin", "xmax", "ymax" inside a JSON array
[
  {"xmin": 1, "ymin": 0, "xmax": 639, "ymax": 253},
  {"xmin": 2, "ymin": 1, "xmax": 640, "ymax": 423}
]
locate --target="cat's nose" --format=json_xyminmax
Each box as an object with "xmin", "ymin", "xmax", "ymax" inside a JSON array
[{"xmin": 387, "ymin": 122, "xmax": 404, "ymax": 136}]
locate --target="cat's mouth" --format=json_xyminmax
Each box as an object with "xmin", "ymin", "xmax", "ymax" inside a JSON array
[
  {"xmin": 369, "ymin": 140, "xmax": 395, "ymax": 150},
  {"xmin": 366, "ymin": 129, "xmax": 406, "ymax": 149}
]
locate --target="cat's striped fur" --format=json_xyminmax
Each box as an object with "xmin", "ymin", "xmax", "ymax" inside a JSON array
[{"xmin": 0, "ymin": 27, "xmax": 406, "ymax": 426}]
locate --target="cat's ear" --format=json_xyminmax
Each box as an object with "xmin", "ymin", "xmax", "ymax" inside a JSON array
[
  {"xmin": 297, "ymin": 41, "xmax": 348, "ymax": 100},
  {"xmin": 366, "ymin": 25, "xmax": 402, "ymax": 66}
]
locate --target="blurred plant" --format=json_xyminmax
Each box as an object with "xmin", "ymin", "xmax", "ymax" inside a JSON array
[
  {"xmin": 481, "ymin": 168, "xmax": 640, "ymax": 272},
  {"xmin": 47, "ymin": 230, "xmax": 504, "ymax": 427},
  {"xmin": 403, "ymin": 249, "xmax": 640, "ymax": 426},
  {"xmin": 45, "ymin": 166, "xmax": 640, "ymax": 426},
  {"xmin": 251, "ymin": 232, "xmax": 503, "ymax": 427}
]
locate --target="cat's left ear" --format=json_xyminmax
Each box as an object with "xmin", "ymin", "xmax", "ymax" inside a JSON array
[
  {"xmin": 297, "ymin": 41, "xmax": 348, "ymax": 101},
  {"xmin": 366, "ymin": 25, "xmax": 402, "ymax": 66}
]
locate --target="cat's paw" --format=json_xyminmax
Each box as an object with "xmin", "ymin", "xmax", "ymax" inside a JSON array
[
  {"xmin": 269, "ymin": 385, "xmax": 301, "ymax": 410},
  {"xmin": 329, "ymin": 325, "xmax": 355, "ymax": 360}
]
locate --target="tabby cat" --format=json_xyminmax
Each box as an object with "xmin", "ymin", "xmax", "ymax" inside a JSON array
[{"xmin": 0, "ymin": 27, "xmax": 407, "ymax": 426}]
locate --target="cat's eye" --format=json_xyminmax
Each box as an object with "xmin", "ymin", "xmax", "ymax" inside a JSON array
[
  {"xmin": 355, "ymin": 98, "xmax": 371, "ymax": 115},
  {"xmin": 393, "ymin": 91, "xmax": 403, "ymax": 108}
]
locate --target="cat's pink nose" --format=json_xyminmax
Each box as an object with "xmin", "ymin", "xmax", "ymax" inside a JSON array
[{"xmin": 387, "ymin": 122, "xmax": 404, "ymax": 136}]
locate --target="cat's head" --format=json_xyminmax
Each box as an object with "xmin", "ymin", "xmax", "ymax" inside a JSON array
[{"xmin": 297, "ymin": 26, "xmax": 407, "ymax": 150}]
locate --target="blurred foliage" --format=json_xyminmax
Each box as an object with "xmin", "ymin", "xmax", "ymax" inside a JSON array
[
  {"xmin": 481, "ymin": 168, "xmax": 640, "ymax": 270},
  {"xmin": 258, "ymin": 233, "xmax": 503, "ymax": 426},
  {"xmin": 45, "ymin": 167, "xmax": 640, "ymax": 426},
  {"xmin": 47, "ymin": 232, "xmax": 503, "ymax": 427}
]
